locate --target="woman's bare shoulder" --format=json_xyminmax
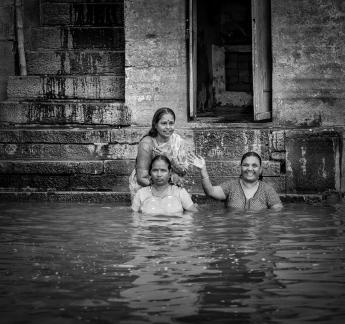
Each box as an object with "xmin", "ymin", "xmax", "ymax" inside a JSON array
[{"xmin": 140, "ymin": 135, "xmax": 154, "ymax": 144}]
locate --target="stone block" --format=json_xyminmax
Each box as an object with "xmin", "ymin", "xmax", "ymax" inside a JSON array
[
  {"xmin": 70, "ymin": 174, "xmax": 129, "ymax": 191},
  {"xmin": 273, "ymin": 98, "xmax": 345, "ymax": 127},
  {"xmin": 7, "ymin": 76, "xmax": 125, "ymax": 100},
  {"xmin": 125, "ymin": 66, "xmax": 188, "ymax": 125},
  {"xmin": 193, "ymin": 129, "xmax": 270, "ymax": 160},
  {"xmin": 272, "ymin": 0, "xmax": 344, "ymax": 25},
  {"xmin": 0, "ymin": 143, "xmax": 104, "ymax": 160},
  {"xmin": 285, "ymin": 131, "xmax": 340, "ymax": 193},
  {"xmin": 0, "ymin": 142, "xmax": 138, "ymax": 161},
  {"xmin": 125, "ymin": 0, "xmax": 185, "ymax": 40},
  {"xmin": 126, "ymin": 39, "xmax": 185, "ymax": 67},
  {"xmin": 0, "ymin": 161, "xmax": 103, "ymax": 174},
  {"xmin": 104, "ymin": 160, "xmax": 135, "ymax": 175},
  {"xmin": 0, "ymin": 6, "xmax": 14, "ymax": 40},
  {"xmin": 0, "ymin": 76, "xmax": 8, "ymax": 101},
  {"xmin": 31, "ymin": 26, "xmax": 125, "ymax": 50},
  {"xmin": 105, "ymin": 144, "xmax": 137, "ymax": 159},
  {"xmin": 0, "ymin": 41, "xmax": 15, "ymax": 74},
  {"xmin": 0, "ymin": 174, "xmax": 70, "ymax": 191},
  {"xmin": 0, "ymin": 101, "xmax": 131, "ymax": 126},
  {"xmin": 0, "ymin": 191, "xmax": 131, "ymax": 203},
  {"xmin": 41, "ymin": 0, "xmax": 123, "ymax": 3},
  {"xmin": 27, "ymin": 50, "xmax": 124, "ymax": 75},
  {"xmin": 41, "ymin": 2, "xmax": 124, "ymax": 26},
  {"xmin": 0, "ymin": 129, "xmax": 111, "ymax": 144}
]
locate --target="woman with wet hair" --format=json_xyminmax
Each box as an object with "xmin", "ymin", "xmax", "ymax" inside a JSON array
[
  {"xmin": 129, "ymin": 107, "xmax": 190, "ymax": 200},
  {"xmin": 131, "ymin": 155, "xmax": 197, "ymax": 214},
  {"xmin": 190, "ymin": 151, "xmax": 282, "ymax": 210}
]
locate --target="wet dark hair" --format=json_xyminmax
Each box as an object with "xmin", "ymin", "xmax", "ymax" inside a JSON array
[
  {"xmin": 149, "ymin": 155, "xmax": 172, "ymax": 175},
  {"xmin": 147, "ymin": 107, "xmax": 176, "ymax": 138},
  {"xmin": 240, "ymin": 151, "xmax": 263, "ymax": 181}
]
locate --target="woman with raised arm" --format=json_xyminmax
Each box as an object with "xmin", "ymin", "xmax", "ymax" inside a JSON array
[
  {"xmin": 129, "ymin": 107, "xmax": 189, "ymax": 200},
  {"xmin": 190, "ymin": 151, "xmax": 283, "ymax": 210}
]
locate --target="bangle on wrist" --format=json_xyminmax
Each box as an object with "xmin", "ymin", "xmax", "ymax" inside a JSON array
[{"xmin": 202, "ymin": 175, "xmax": 209, "ymax": 180}]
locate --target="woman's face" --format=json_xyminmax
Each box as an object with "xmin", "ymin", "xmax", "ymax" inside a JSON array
[
  {"xmin": 155, "ymin": 113, "xmax": 175, "ymax": 139},
  {"xmin": 150, "ymin": 159, "xmax": 171, "ymax": 186},
  {"xmin": 240, "ymin": 156, "xmax": 262, "ymax": 183}
]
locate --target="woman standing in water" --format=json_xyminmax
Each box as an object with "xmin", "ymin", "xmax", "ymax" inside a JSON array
[
  {"xmin": 131, "ymin": 155, "xmax": 197, "ymax": 214},
  {"xmin": 129, "ymin": 107, "xmax": 189, "ymax": 200},
  {"xmin": 191, "ymin": 151, "xmax": 283, "ymax": 210}
]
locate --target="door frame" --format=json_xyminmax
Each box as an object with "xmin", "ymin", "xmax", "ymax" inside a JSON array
[{"xmin": 188, "ymin": 0, "xmax": 272, "ymax": 121}]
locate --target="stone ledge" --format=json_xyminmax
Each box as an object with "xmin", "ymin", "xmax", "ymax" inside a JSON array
[{"xmin": 0, "ymin": 191, "xmax": 325, "ymax": 204}]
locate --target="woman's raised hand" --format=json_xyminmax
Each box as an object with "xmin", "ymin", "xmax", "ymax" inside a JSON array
[{"xmin": 186, "ymin": 152, "xmax": 206, "ymax": 169}]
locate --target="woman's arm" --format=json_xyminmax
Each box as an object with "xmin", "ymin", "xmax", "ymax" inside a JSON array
[
  {"xmin": 136, "ymin": 138, "xmax": 153, "ymax": 187},
  {"xmin": 179, "ymin": 188, "xmax": 198, "ymax": 212},
  {"xmin": 190, "ymin": 154, "xmax": 226, "ymax": 200},
  {"xmin": 200, "ymin": 165, "xmax": 227, "ymax": 200},
  {"xmin": 131, "ymin": 192, "xmax": 141, "ymax": 212},
  {"xmin": 265, "ymin": 184, "xmax": 283, "ymax": 210},
  {"xmin": 271, "ymin": 203, "xmax": 283, "ymax": 210}
]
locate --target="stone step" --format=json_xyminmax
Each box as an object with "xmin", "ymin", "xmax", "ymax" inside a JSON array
[
  {"xmin": 0, "ymin": 127, "xmax": 274, "ymax": 158},
  {"xmin": 0, "ymin": 142, "xmax": 137, "ymax": 160},
  {"xmin": 40, "ymin": 2, "xmax": 124, "ymax": 26},
  {"xmin": 26, "ymin": 50, "xmax": 124, "ymax": 75},
  {"xmin": 7, "ymin": 75, "xmax": 125, "ymax": 100},
  {"xmin": 0, "ymin": 173, "xmax": 130, "ymax": 192},
  {"xmin": 31, "ymin": 26, "xmax": 124, "ymax": 50},
  {"xmin": 0, "ymin": 100, "xmax": 130, "ymax": 125},
  {"xmin": 0, "ymin": 160, "xmax": 280, "ymax": 177},
  {"xmin": 0, "ymin": 173, "xmax": 284, "ymax": 194},
  {"xmin": 0, "ymin": 191, "xmax": 132, "ymax": 203},
  {"xmin": 41, "ymin": 0, "xmax": 123, "ymax": 3}
]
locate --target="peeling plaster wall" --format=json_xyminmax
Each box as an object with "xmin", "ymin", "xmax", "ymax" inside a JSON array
[
  {"xmin": 272, "ymin": 0, "xmax": 345, "ymax": 127},
  {"xmin": 125, "ymin": 0, "xmax": 188, "ymax": 126}
]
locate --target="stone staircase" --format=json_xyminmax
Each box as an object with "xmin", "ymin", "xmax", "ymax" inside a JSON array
[
  {"xmin": 0, "ymin": 0, "xmax": 128, "ymax": 126},
  {"xmin": 0, "ymin": 0, "xmax": 134, "ymax": 201}
]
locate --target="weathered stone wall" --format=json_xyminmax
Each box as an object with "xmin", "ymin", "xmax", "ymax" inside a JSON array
[
  {"xmin": 125, "ymin": 0, "xmax": 188, "ymax": 126},
  {"xmin": 0, "ymin": 0, "xmax": 15, "ymax": 101},
  {"xmin": 272, "ymin": 0, "xmax": 345, "ymax": 127}
]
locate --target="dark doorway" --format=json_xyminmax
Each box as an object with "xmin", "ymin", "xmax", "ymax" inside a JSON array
[{"xmin": 192, "ymin": 0, "xmax": 271, "ymax": 123}]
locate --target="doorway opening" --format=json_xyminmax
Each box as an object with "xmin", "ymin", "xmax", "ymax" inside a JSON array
[{"xmin": 189, "ymin": 0, "xmax": 272, "ymax": 123}]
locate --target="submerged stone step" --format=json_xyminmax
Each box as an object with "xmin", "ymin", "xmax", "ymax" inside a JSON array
[
  {"xmin": 31, "ymin": 26, "xmax": 124, "ymax": 50},
  {"xmin": 7, "ymin": 76, "xmax": 125, "ymax": 100},
  {"xmin": 0, "ymin": 101, "xmax": 130, "ymax": 125},
  {"xmin": 41, "ymin": 2, "xmax": 124, "ymax": 26},
  {"xmin": 27, "ymin": 50, "xmax": 124, "ymax": 75}
]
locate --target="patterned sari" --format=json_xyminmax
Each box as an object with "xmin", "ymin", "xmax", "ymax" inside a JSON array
[{"xmin": 129, "ymin": 133, "xmax": 189, "ymax": 199}]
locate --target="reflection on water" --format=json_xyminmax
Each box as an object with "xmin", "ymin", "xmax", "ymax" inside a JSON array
[
  {"xmin": 120, "ymin": 213, "xmax": 220, "ymax": 323},
  {"xmin": 0, "ymin": 202, "xmax": 345, "ymax": 323}
]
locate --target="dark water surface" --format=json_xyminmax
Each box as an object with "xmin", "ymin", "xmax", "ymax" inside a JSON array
[{"xmin": 1, "ymin": 202, "xmax": 345, "ymax": 324}]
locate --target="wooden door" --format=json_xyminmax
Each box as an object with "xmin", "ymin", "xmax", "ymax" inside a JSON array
[
  {"xmin": 188, "ymin": 0, "xmax": 197, "ymax": 118},
  {"xmin": 252, "ymin": 0, "xmax": 272, "ymax": 120}
]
